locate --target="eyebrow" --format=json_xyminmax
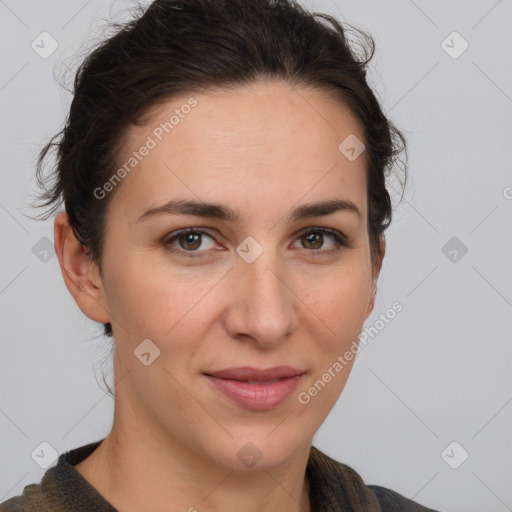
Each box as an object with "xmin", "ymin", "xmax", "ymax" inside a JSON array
[{"xmin": 136, "ymin": 198, "xmax": 361, "ymax": 223}]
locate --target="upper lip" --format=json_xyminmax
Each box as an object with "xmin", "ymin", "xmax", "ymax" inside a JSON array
[{"xmin": 204, "ymin": 366, "xmax": 304, "ymax": 381}]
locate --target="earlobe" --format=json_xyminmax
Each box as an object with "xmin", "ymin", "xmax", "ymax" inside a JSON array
[
  {"xmin": 365, "ymin": 280, "xmax": 377, "ymax": 319},
  {"xmin": 54, "ymin": 212, "xmax": 111, "ymax": 324}
]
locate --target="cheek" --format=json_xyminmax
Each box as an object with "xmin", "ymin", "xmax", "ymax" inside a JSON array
[
  {"xmin": 296, "ymin": 270, "xmax": 370, "ymax": 414},
  {"xmin": 102, "ymin": 255, "xmax": 220, "ymax": 344},
  {"xmin": 301, "ymin": 265, "xmax": 372, "ymax": 332}
]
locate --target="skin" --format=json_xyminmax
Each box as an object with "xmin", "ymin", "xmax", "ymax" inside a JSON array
[{"xmin": 54, "ymin": 80, "xmax": 385, "ymax": 512}]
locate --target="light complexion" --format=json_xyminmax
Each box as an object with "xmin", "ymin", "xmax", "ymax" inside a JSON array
[{"xmin": 54, "ymin": 80, "xmax": 384, "ymax": 512}]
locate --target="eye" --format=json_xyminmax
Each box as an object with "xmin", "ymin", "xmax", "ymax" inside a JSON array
[
  {"xmin": 162, "ymin": 227, "xmax": 351, "ymax": 259},
  {"xmin": 292, "ymin": 227, "xmax": 350, "ymax": 256},
  {"xmin": 163, "ymin": 228, "xmax": 219, "ymax": 258}
]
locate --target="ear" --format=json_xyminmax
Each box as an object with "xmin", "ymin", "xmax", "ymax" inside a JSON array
[
  {"xmin": 54, "ymin": 212, "xmax": 111, "ymax": 325},
  {"xmin": 365, "ymin": 236, "xmax": 386, "ymax": 319}
]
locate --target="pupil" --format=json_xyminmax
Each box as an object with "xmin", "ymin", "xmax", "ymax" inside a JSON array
[
  {"xmin": 305, "ymin": 232, "xmax": 322, "ymax": 249},
  {"xmin": 182, "ymin": 233, "xmax": 200, "ymax": 250}
]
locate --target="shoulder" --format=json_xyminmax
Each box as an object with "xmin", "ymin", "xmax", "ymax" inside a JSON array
[
  {"xmin": 0, "ymin": 439, "xmax": 107, "ymax": 512},
  {"xmin": 369, "ymin": 485, "xmax": 442, "ymax": 512},
  {"xmin": 0, "ymin": 482, "xmax": 50, "ymax": 512},
  {"xmin": 307, "ymin": 446, "xmax": 442, "ymax": 512},
  {"xmin": 0, "ymin": 495, "xmax": 23, "ymax": 512}
]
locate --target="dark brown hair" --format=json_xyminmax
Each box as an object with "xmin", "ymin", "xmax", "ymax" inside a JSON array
[{"xmin": 32, "ymin": 0, "xmax": 407, "ymax": 339}]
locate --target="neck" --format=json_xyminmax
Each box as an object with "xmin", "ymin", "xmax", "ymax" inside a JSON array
[{"xmin": 74, "ymin": 392, "xmax": 312, "ymax": 512}]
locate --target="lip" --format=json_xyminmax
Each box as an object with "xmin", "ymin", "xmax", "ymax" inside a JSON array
[
  {"xmin": 203, "ymin": 366, "xmax": 305, "ymax": 411},
  {"xmin": 205, "ymin": 365, "xmax": 304, "ymax": 381}
]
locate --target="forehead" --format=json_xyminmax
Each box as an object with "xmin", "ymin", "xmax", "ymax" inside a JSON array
[{"xmin": 109, "ymin": 81, "xmax": 368, "ymax": 222}]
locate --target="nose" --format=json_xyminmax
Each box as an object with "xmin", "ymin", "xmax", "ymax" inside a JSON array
[{"xmin": 224, "ymin": 248, "xmax": 299, "ymax": 348}]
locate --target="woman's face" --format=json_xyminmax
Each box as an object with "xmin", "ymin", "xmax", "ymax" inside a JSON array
[{"xmin": 84, "ymin": 81, "xmax": 382, "ymax": 470}]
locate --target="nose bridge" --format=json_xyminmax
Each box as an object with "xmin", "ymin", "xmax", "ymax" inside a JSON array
[{"xmin": 231, "ymin": 239, "xmax": 296, "ymax": 345}]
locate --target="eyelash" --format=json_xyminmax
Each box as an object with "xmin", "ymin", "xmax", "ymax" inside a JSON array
[{"xmin": 162, "ymin": 227, "xmax": 351, "ymax": 259}]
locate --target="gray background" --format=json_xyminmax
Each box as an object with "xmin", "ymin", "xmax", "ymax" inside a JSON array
[{"xmin": 1, "ymin": 1, "xmax": 511, "ymax": 511}]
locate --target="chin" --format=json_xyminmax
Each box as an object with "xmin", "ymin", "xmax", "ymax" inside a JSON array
[{"xmin": 197, "ymin": 430, "xmax": 308, "ymax": 473}]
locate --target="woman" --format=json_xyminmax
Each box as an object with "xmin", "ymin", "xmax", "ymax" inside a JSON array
[{"xmin": 0, "ymin": 0, "xmax": 440, "ymax": 510}]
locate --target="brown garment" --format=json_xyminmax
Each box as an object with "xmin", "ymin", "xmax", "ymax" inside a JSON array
[{"xmin": 0, "ymin": 440, "xmax": 440, "ymax": 511}]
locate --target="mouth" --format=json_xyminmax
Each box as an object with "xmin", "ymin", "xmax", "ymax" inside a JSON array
[{"xmin": 203, "ymin": 366, "xmax": 305, "ymax": 410}]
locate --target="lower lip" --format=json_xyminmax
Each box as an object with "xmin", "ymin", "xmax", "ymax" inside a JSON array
[{"xmin": 204, "ymin": 374, "xmax": 304, "ymax": 410}]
